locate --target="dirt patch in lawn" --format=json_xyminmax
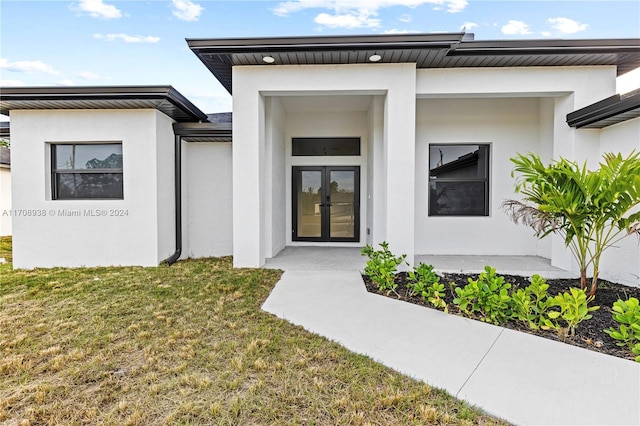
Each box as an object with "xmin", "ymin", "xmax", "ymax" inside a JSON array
[{"xmin": 363, "ymin": 273, "xmax": 640, "ymax": 361}]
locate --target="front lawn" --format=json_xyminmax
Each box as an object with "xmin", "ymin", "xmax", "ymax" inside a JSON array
[{"xmin": 0, "ymin": 238, "xmax": 503, "ymax": 425}]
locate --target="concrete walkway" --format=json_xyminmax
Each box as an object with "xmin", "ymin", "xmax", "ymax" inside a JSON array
[{"xmin": 262, "ymin": 249, "xmax": 640, "ymax": 425}]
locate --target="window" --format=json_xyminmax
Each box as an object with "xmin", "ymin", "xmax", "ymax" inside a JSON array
[
  {"xmin": 51, "ymin": 143, "xmax": 123, "ymax": 199},
  {"xmin": 429, "ymin": 144, "xmax": 489, "ymax": 216},
  {"xmin": 292, "ymin": 137, "xmax": 360, "ymax": 156}
]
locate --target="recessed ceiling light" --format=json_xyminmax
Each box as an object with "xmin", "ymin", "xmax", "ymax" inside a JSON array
[
  {"xmin": 368, "ymin": 54, "xmax": 382, "ymax": 62},
  {"xmin": 262, "ymin": 56, "xmax": 275, "ymax": 64}
]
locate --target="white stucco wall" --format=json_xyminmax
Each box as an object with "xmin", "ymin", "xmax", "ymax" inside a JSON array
[
  {"xmin": 184, "ymin": 142, "xmax": 233, "ymax": 258},
  {"xmin": 264, "ymin": 97, "xmax": 286, "ymax": 258},
  {"xmin": 415, "ymin": 97, "xmax": 544, "ymax": 255},
  {"xmin": 0, "ymin": 164, "xmax": 10, "ymax": 236},
  {"xmin": 233, "ymin": 63, "xmax": 417, "ymax": 267},
  {"xmin": 597, "ymin": 117, "xmax": 640, "ymax": 287},
  {"xmin": 155, "ymin": 112, "xmax": 177, "ymax": 262},
  {"xmin": 10, "ymin": 109, "xmax": 175, "ymax": 268}
]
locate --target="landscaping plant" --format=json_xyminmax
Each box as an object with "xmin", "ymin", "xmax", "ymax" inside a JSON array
[
  {"xmin": 503, "ymin": 151, "xmax": 640, "ymax": 296},
  {"xmin": 361, "ymin": 241, "xmax": 407, "ymax": 295},
  {"xmin": 407, "ymin": 263, "xmax": 448, "ymax": 311},
  {"xmin": 604, "ymin": 297, "xmax": 640, "ymax": 361},
  {"xmin": 453, "ymin": 266, "xmax": 513, "ymax": 325},
  {"xmin": 512, "ymin": 274, "xmax": 557, "ymax": 331},
  {"xmin": 548, "ymin": 288, "xmax": 599, "ymax": 337}
]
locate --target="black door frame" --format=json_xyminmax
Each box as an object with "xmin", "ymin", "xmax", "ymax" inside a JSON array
[{"xmin": 292, "ymin": 166, "xmax": 360, "ymax": 242}]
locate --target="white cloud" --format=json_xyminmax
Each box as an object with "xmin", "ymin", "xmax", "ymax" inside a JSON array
[
  {"xmin": 77, "ymin": 71, "xmax": 103, "ymax": 80},
  {"xmin": 172, "ymin": 0, "xmax": 203, "ymax": 22},
  {"xmin": 93, "ymin": 33, "xmax": 160, "ymax": 43},
  {"xmin": 548, "ymin": 17, "xmax": 588, "ymax": 34},
  {"xmin": 501, "ymin": 20, "xmax": 532, "ymax": 35},
  {"xmin": 460, "ymin": 21, "xmax": 477, "ymax": 31},
  {"xmin": 71, "ymin": 0, "xmax": 122, "ymax": 19},
  {"xmin": 0, "ymin": 58, "xmax": 59, "ymax": 75},
  {"xmin": 273, "ymin": 1, "xmax": 468, "ymax": 30},
  {"xmin": 57, "ymin": 79, "xmax": 76, "ymax": 86},
  {"xmin": 315, "ymin": 12, "xmax": 380, "ymax": 28},
  {"xmin": 398, "ymin": 13, "xmax": 412, "ymax": 22},
  {"xmin": 541, "ymin": 31, "xmax": 552, "ymax": 37},
  {"xmin": 0, "ymin": 79, "xmax": 24, "ymax": 87},
  {"xmin": 384, "ymin": 28, "xmax": 420, "ymax": 34}
]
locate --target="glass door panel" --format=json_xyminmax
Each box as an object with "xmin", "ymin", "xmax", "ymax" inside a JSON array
[
  {"xmin": 292, "ymin": 166, "xmax": 359, "ymax": 242},
  {"xmin": 329, "ymin": 170, "xmax": 356, "ymax": 239},
  {"xmin": 297, "ymin": 170, "xmax": 322, "ymax": 238}
]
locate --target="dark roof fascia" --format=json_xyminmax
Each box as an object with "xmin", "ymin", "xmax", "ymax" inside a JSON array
[
  {"xmin": 450, "ymin": 38, "xmax": 640, "ymax": 55},
  {"xmin": 567, "ymin": 88, "xmax": 640, "ymax": 128},
  {"xmin": 0, "ymin": 85, "xmax": 209, "ymax": 122},
  {"xmin": 187, "ymin": 33, "xmax": 466, "ymax": 53}
]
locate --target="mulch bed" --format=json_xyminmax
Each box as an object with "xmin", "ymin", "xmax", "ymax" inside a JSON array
[{"xmin": 362, "ymin": 272, "xmax": 640, "ymax": 361}]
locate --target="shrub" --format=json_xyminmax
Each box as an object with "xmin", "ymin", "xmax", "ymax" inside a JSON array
[
  {"xmin": 548, "ymin": 288, "xmax": 599, "ymax": 336},
  {"xmin": 604, "ymin": 297, "xmax": 640, "ymax": 362},
  {"xmin": 453, "ymin": 266, "xmax": 513, "ymax": 325},
  {"xmin": 407, "ymin": 263, "xmax": 448, "ymax": 312},
  {"xmin": 512, "ymin": 274, "xmax": 557, "ymax": 331},
  {"xmin": 361, "ymin": 242, "xmax": 407, "ymax": 295}
]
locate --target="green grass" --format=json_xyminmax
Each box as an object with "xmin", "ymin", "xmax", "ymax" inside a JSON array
[
  {"xmin": 0, "ymin": 236, "xmax": 10, "ymax": 263},
  {"xmin": 0, "ymin": 237, "xmax": 504, "ymax": 425}
]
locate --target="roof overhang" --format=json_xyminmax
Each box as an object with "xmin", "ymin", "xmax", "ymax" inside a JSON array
[
  {"xmin": 0, "ymin": 85, "xmax": 209, "ymax": 122},
  {"xmin": 173, "ymin": 122, "xmax": 232, "ymax": 142},
  {"xmin": 567, "ymin": 89, "xmax": 640, "ymax": 128},
  {"xmin": 188, "ymin": 34, "xmax": 640, "ymax": 95}
]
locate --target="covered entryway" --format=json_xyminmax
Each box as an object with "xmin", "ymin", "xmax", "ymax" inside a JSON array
[{"xmin": 292, "ymin": 165, "xmax": 360, "ymax": 242}]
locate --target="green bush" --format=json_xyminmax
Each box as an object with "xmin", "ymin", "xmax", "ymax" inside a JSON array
[
  {"xmin": 604, "ymin": 297, "xmax": 640, "ymax": 362},
  {"xmin": 407, "ymin": 263, "xmax": 448, "ymax": 312},
  {"xmin": 512, "ymin": 274, "xmax": 557, "ymax": 331},
  {"xmin": 361, "ymin": 241, "xmax": 407, "ymax": 295},
  {"xmin": 453, "ymin": 266, "xmax": 513, "ymax": 325},
  {"xmin": 548, "ymin": 288, "xmax": 599, "ymax": 336}
]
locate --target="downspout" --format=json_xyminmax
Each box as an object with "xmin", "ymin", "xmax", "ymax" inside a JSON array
[{"xmin": 164, "ymin": 133, "xmax": 182, "ymax": 265}]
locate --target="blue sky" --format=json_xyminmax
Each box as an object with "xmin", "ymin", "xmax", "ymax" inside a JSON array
[{"xmin": 1, "ymin": 0, "xmax": 639, "ymax": 117}]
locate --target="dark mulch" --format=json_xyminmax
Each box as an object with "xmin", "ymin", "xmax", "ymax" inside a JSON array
[{"xmin": 363, "ymin": 272, "xmax": 640, "ymax": 361}]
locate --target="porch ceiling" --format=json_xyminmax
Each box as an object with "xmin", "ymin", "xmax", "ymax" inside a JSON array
[{"xmin": 188, "ymin": 33, "xmax": 640, "ymax": 95}]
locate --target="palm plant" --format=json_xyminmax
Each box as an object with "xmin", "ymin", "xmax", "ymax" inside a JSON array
[{"xmin": 503, "ymin": 151, "xmax": 640, "ymax": 296}]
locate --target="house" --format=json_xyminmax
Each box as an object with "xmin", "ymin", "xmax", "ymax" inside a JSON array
[{"xmin": 0, "ymin": 33, "xmax": 639, "ymax": 286}]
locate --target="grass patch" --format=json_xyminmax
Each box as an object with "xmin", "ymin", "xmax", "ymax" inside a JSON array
[
  {"xmin": 0, "ymin": 245, "xmax": 504, "ymax": 425},
  {"xmin": 0, "ymin": 236, "xmax": 10, "ymax": 263}
]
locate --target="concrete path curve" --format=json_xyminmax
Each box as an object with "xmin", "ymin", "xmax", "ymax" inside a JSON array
[{"xmin": 262, "ymin": 267, "xmax": 640, "ymax": 425}]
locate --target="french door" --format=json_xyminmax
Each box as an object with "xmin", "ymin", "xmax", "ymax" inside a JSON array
[{"xmin": 292, "ymin": 166, "xmax": 360, "ymax": 242}]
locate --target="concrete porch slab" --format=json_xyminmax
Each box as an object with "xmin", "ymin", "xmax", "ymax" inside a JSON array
[
  {"xmin": 265, "ymin": 247, "xmax": 576, "ymax": 279},
  {"xmin": 415, "ymin": 254, "xmax": 578, "ymax": 279}
]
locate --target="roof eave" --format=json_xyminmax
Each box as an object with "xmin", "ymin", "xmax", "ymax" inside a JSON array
[
  {"xmin": 0, "ymin": 85, "xmax": 209, "ymax": 122},
  {"xmin": 567, "ymin": 89, "xmax": 640, "ymax": 128}
]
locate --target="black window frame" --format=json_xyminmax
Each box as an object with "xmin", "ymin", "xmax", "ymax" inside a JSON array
[
  {"xmin": 292, "ymin": 137, "xmax": 361, "ymax": 156},
  {"xmin": 428, "ymin": 143, "xmax": 490, "ymax": 217},
  {"xmin": 51, "ymin": 142, "xmax": 124, "ymax": 200}
]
